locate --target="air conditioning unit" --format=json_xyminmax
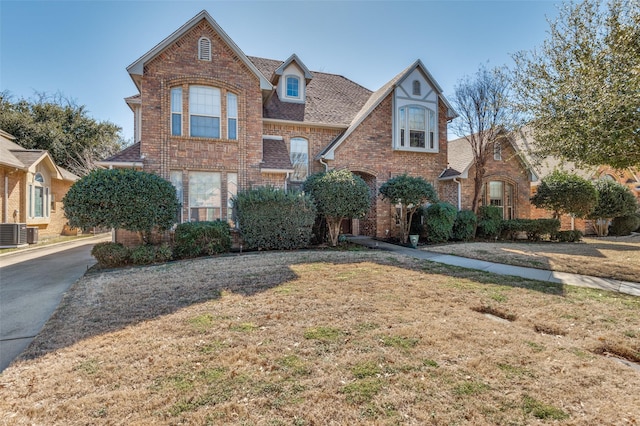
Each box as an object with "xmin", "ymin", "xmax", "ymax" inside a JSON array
[{"xmin": 0, "ymin": 223, "xmax": 28, "ymax": 247}]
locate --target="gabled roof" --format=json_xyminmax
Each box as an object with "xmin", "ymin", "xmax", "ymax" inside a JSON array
[
  {"xmin": 274, "ymin": 54, "xmax": 313, "ymax": 82},
  {"xmin": 0, "ymin": 129, "xmax": 76, "ymax": 181},
  {"xmin": 126, "ymin": 10, "xmax": 272, "ymax": 92},
  {"xmin": 441, "ymin": 127, "xmax": 594, "ymax": 182},
  {"xmin": 318, "ymin": 59, "xmax": 457, "ymax": 160},
  {"xmin": 510, "ymin": 127, "xmax": 593, "ymax": 182},
  {"xmin": 261, "ymin": 137, "xmax": 294, "ymax": 173},
  {"xmin": 249, "ymin": 56, "xmax": 372, "ymax": 127},
  {"xmin": 98, "ymin": 142, "xmax": 143, "ymax": 168}
]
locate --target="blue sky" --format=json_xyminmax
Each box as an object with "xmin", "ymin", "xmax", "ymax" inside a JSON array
[{"xmin": 1, "ymin": 0, "xmax": 560, "ymax": 142}]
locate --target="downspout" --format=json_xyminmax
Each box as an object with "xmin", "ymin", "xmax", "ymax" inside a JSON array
[
  {"xmin": 285, "ymin": 172, "xmax": 290, "ymax": 192},
  {"xmin": 453, "ymin": 178, "xmax": 462, "ymax": 210},
  {"xmin": 319, "ymin": 155, "xmax": 329, "ymax": 172}
]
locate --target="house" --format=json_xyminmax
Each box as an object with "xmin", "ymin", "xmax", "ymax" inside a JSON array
[
  {"xmin": 439, "ymin": 127, "xmax": 639, "ymax": 234},
  {"xmin": 101, "ymin": 10, "xmax": 457, "ymax": 244},
  {"xmin": 0, "ymin": 129, "xmax": 78, "ymax": 246}
]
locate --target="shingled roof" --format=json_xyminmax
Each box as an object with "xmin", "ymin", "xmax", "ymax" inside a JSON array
[
  {"xmin": 101, "ymin": 142, "xmax": 143, "ymax": 164},
  {"xmin": 248, "ymin": 56, "xmax": 372, "ymax": 127},
  {"xmin": 261, "ymin": 137, "xmax": 294, "ymax": 172}
]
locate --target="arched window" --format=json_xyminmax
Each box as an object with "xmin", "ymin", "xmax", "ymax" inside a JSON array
[
  {"xmin": 397, "ymin": 106, "xmax": 436, "ymax": 150},
  {"xmin": 30, "ymin": 172, "xmax": 48, "ymax": 218},
  {"xmin": 493, "ymin": 141, "xmax": 502, "ymax": 160},
  {"xmin": 290, "ymin": 137, "xmax": 308, "ymax": 181},
  {"xmin": 482, "ymin": 180, "xmax": 515, "ymax": 219},
  {"xmin": 198, "ymin": 37, "xmax": 211, "ymax": 61},
  {"xmin": 412, "ymin": 80, "xmax": 421, "ymax": 96},
  {"xmin": 286, "ymin": 76, "xmax": 300, "ymax": 98}
]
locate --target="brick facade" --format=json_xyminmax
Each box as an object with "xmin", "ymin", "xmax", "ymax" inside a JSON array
[{"xmin": 106, "ymin": 11, "xmax": 455, "ymax": 244}]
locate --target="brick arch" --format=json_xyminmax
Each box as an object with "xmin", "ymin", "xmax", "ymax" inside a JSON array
[
  {"xmin": 481, "ymin": 175, "xmax": 519, "ymax": 219},
  {"xmin": 351, "ymin": 170, "xmax": 377, "ymax": 237}
]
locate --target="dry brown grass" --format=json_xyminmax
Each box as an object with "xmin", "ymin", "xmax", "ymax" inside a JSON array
[
  {"xmin": 1, "ymin": 250, "xmax": 639, "ymax": 425},
  {"xmin": 426, "ymin": 234, "xmax": 640, "ymax": 283}
]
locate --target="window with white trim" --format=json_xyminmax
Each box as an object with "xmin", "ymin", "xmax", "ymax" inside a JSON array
[
  {"xmin": 189, "ymin": 86, "xmax": 221, "ymax": 138},
  {"xmin": 286, "ymin": 76, "xmax": 300, "ymax": 98},
  {"xmin": 171, "ymin": 87, "xmax": 182, "ymax": 136},
  {"xmin": 227, "ymin": 92, "xmax": 237, "ymax": 140},
  {"xmin": 29, "ymin": 172, "xmax": 48, "ymax": 218},
  {"xmin": 189, "ymin": 171, "xmax": 221, "ymax": 221},
  {"xmin": 397, "ymin": 106, "xmax": 436, "ymax": 150},
  {"xmin": 290, "ymin": 137, "xmax": 308, "ymax": 182},
  {"xmin": 494, "ymin": 141, "xmax": 502, "ymax": 160},
  {"xmin": 482, "ymin": 180, "xmax": 515, "ymax": 219},
  {"xmin": 170, "ymin": 171, "xmax": 183, "ymax": 223},
  {"xmin": 227, "ymin": 172, "xmax": 237, "ymax": 226},
  {"xmin": 412, "ymin": 80, "xmax": 421, "ymax": 96},
  {"xmin": 198, "ymin": 37, "xmax": 211, "ymax": 61}
]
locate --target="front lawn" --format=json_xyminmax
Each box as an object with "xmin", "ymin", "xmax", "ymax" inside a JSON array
[
  {"xmin": 426, "ymin": 235, "xmax": 640, "ymax": 283},
  {"xmin": 1, "ymin": 251, "xmax": 639, "ymax": 424}
]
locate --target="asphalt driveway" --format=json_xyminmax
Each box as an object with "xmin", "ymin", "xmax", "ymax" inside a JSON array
[{"xmin": 0, "ymin": 235, "xmax": 110, "ymax": 372}]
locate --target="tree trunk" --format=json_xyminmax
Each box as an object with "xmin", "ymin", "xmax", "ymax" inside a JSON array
[
  {"xmin": 471, "ymin": 166, "xmax": 485, "ymax": 215},
  {"xmin": 327, "ymin": 217, "xmax": 343, "ymax": 246}
]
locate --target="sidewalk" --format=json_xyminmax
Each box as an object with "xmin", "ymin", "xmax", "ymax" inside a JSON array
[{"xmin": 348, "ymin": 236, "xmax": 640, "ymax": 297}]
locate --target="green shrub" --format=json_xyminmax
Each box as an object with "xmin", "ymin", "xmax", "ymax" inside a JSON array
[
  {"xmin": 452, "ymin": 210, "xmax": 477, "ymax": 241},
  {"xmin": 63, "ymin": 169, "xmax": 179, "ymax": 242},
  {"xmin": 476, "ymin": 206, "xmax": 503, "ymax": 239},
  {"xmin": 555, "ymin": 230, "xmax": 584, "ymax": 242},
  {"xmin": 155, "ymin": 243, "xmax": 173, "ymax": 262},
  {"xmin": 424, "ymin": 202, "xmax": 457, "ymax": 243},
  {"xmin": 500, "ymin": 219, "xmax": 560, "ymax": 241},
  {"xmin": 609, "ymin": 214, "xmax": 640, "ymax": 236},
  {"xmin": 526, "ymin": 219, "xmax": 561, "ymax": 241},
  {"xmin": 130, "ymin": 245, "xmax": 158, "ymax": 265},
  {"xmin": 303, "ymin": 170, "xmax": 371, "ymax": 246},
  {"xmin": 500, "ymin": 219, "xmax": 528, "ymax": 240},
  {"xmin": 173, "ymin": 221, "xmax": 231, "ymax": 259},
  {"xmin": 233, "ymin": 187, "xmax": 316, "ymax": 250},
  {"xmin": 91, "ymin": 242, "xmax": 130, "ymax": 268}
]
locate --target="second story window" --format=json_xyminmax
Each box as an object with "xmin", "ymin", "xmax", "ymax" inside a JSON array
[
  {"xmin": 198, "ymin": 37, "xmax": 211, "ymax": 61},
  {"xmin": 171, "ymin": 87, "xmax": 182, "ymax": 136},
  {"xmin": 290, "ymin": 137, "xmax": 308, "ymax": 181},
  {"xmin": 412, "ymin": 80, "xmax": 421, "ymax": 96},
  {"xmin": 227, "ymin": 92, "xmax": 237, "ymax": 140},
  {"xmin": 494, "ymin": 141, "xmax": 502, "ymax": 160},
  {"xmin": 286, "ymin": 76, "xmax": 300, "ymax": 98},
  {"xmin": 397, "ymin": 105, "xmax": 436, "ymax": 151},
  {"xmin": 189, "ymin": 86, "xmax": 220, "ymax": 138}
]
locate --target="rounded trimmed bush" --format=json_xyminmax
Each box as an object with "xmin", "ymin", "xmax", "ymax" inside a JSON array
[
  {"xmin": 425, "ymin": 202, "xmax": 457, "ymax": 243},
  {"xmin": 609, "ymin": 214, "xmax": 640, "ymax": 236},
  {"xmin": 452, "ymin": 210, "xmax": 477, "ymax": 241},
  {"xmin": 91, "ymin": 242, "xmax": 130, "ymax": 268}
]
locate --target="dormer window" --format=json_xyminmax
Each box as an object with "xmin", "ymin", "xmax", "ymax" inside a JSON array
[
  {"xmin": 412, "ymin": 80, "xmax": 421, "ymax": 96},
  {"xmin": 198, "ymin": 37, "xmax": 211, "ymax": 61},
  {"xmin": 286, "ymin": 76, "xmax": 300, "ymax": 98}
]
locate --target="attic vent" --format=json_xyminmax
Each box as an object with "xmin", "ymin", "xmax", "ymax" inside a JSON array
[
  {"xmin": 198, "ymin": 37, "xmax": 211, "ymax": 61},
  {"xmin": 412, "ymin": 80, "xmax": 421, "ymax": 96}
]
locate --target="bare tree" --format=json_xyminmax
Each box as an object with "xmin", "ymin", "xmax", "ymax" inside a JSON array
[{"xmin": 451, "ymin": 65, "xmax": 514, "ymax": 214}]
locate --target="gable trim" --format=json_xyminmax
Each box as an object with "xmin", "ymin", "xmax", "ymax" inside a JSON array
[{"xmin": 126, "ymin": 10, "xmax": 272, "ymax": 91}]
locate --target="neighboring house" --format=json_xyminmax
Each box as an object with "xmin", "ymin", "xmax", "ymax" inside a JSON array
[
  {"xmin": 0, "ymin": 129, "xmax": 78, "ymax": 245},
  {"xmin": 100, "ymin": 10, "xmax": 457, "ymax": 244},
  {"xmin": 440, "ymin": 127, "xmax": 639, "ymax": 234}
]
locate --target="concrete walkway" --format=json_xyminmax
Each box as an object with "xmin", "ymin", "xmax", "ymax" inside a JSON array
[{"xmin": 348, "ymin": 236, "xmax": 640, "ymax": 297}]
